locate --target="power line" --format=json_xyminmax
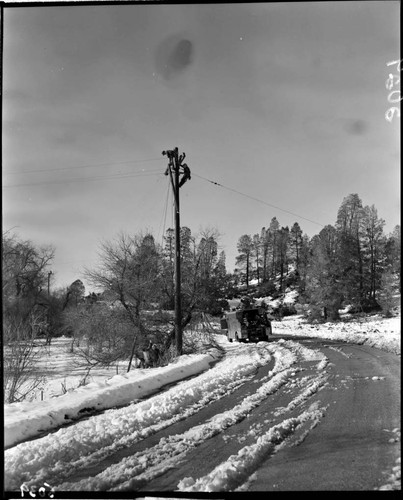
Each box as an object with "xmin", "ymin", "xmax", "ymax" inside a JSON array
[
  {"xmin": 158, "ymin": 178, "xmax": 172, "ymax": 247},
  {"xmin": 4, "ymin": 157, "xmax": 166, "ymax": 175},
  {"xmin": 3, "ymin": 171, "xmax": 164, "ymax": 188},
  {"xmin": 193, "ymin": 173, "xmax": 325, "ymax": 228}
]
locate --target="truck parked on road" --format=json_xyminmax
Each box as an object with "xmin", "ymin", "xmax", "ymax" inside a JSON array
[{"xmin": 220, "ymin": 307, "xmax": 272, "ymax": 343}]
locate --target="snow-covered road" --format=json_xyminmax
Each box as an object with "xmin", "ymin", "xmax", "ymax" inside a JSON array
[
  {"xmin": 5, "ymin": 336, "xmax": 331, "ymax": 492},
  {"xmin": 4, "ymin": 315, "xmax": 400, "ymax": 492}
]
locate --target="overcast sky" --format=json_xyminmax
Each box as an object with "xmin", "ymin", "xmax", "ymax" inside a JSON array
[{"xmin": 3, "ymin": 1, "xmax": 400, "ymax": 292}]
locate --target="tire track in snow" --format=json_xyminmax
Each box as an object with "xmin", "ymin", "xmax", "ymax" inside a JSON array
[
  {"xmin": 5, "ymin": 343, "xmax": 275, "ymax": 490},
  {"xmin": 58, "ymin": 366, "xmax": 297, "ymax": 491},
  {"xmin": 59, "ymin": 344, "xmax": 328, "ymax": 491},
  {"xmin": 273, "ymin": 373, "xmax": 329, "ymax": 417},
  {"xmin": 177, "ymin": 403, "xmax": 327, "ymax": 492},
  {"xmin": 6, "ymin": 340, "xmax": 328, "ymax": 492}
]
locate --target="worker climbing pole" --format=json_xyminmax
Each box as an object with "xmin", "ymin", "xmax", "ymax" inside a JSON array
[{"xmin": 162, "ymin": 147, "xmax": 191, "ymax": 355}]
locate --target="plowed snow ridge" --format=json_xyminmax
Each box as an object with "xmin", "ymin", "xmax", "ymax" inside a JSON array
[
  {"xmin": 6, "ymin": 339, "xmax": 329, "ymax": 492},
  {"xmin": 5, "ymin": 341, "xmax": 275, "ymax": 489}
]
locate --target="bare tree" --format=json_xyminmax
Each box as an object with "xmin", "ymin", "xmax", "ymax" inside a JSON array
[
  {"xmin": 3, "ymin": 231, "xmax": 54, "ymax": 402},
  {"xmin": 3, "ymin": 231, "xmax": 55, "ymax": 318},
  {"xmin": 4, "ymin": 315, "xmax": 47, "ymax": 403},
  {"xmin": 160, "ymin": 226, "xmax": 228, "ymax": 350},
  {"xmin": 84, "ymin": 232, "xmax": 161, "ymax": 372}
]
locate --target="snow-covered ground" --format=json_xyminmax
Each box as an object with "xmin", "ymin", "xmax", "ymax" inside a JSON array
[
  {"xmin": 4, "ymin": 351, "xmax": 218, "ymax": 449},
  {"xmin": 4, "ymin": 313, "xmax": 400, "ymax": 492},
  {"xmin": 5, "ymin": 334, "xmax": 328, "ymax": 490},
  {"xmin": 273, "ymin": 314, "xmax": 401, "ymax": 355}
]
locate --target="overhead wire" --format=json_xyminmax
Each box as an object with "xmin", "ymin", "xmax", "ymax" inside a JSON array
[
  {"xmin": 171, "ymin": 180, "xmax": 175, "ymax": 233},
  {"xmin": 4, "ymin": 150, "xmax": 325, "ymax": 230},
  {"xmin": 158, "ymin": 176, "xmax": 171, "ymax": 247},
  {"xmin": 4, "ymin": 157, "xmax": 166, "ymax": 175},
  {"xmin": 3, "ymin": 170, "xmax": 164, "ymax": 188},
  {"xmin": 192, "ymin": 172, "xmax": 325, "ymax": 228}
]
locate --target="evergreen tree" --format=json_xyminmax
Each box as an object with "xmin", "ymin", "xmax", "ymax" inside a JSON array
[
  {"xmin": 335, "ymin": 194, "xmax": 365, "ymax": 307},
  {"xmin": 360, "ymin": 205, "xmax": 385, "ymax": 307},
  {"xmin": 279, "ymin": 226, "xmax": 290, "ymax": 291},
  {"xmin": 290, "ymin": 222, "xmax": 303, "ymax": 273},
  {"xmin": 268, "ymin": 217, "xmax": 280, "ymax": 278},
  {"xmin": 378, "ymin": 270, "xmax": 399, "ymax": 317},
  {"xmin": 306, "ymin": 225, "xmax": 343, "ymax": 320},
  {"xmin": 252, "ymin": 233, "xmax": 262, "ymax": 284},
  {"xmin": 198, "ymin": 235, "xmax": 218, "ymax": 283},
  {"xmin": 260, "ymin": 226, "xmax": 270, "ymax": 283},
  {"xmin": 236, "ymin": 234, "xmax": 254, "ymax": 290},
  {"xmin": 297, "ymin": 234, "xmax": 311, "ymax": 294},
  {"xmin": 384, "ymin": 225, "xmax": 401, "ymax": 291}
]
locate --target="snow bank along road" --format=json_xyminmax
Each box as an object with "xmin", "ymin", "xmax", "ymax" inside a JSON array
[{"xmin": 5, "ymin": 334, "xmax": 400, "ymax": 492}]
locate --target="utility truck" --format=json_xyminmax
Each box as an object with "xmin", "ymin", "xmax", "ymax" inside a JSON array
[{"xmin": 220, "ymin": 306, "xmax": 272, "ymax": 343}]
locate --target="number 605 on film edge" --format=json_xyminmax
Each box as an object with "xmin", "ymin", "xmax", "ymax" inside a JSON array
[{"xmin": 20, "ymin": 483, "xmax": 55, "ymax": 498}]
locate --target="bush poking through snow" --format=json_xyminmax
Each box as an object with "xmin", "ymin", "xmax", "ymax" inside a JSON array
[{"xmin": 3, "ymin": 317, "xmax": 48, "ymax": 404}]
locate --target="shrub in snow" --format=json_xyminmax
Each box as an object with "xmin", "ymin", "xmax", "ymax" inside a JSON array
[{"xmin": 3, "ymin": 318, "xmax": 48, "ymax": 404}]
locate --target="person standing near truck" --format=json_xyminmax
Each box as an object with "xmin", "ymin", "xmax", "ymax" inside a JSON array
[{"xmin": 238, "ymin": 295, "xmax": 254, "ymax": 310}]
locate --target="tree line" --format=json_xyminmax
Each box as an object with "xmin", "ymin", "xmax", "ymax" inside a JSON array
[
  {"xmin": 2, "ymin": 193, "xmax": 400, "ymax": 401},
  {"xmin": 2, "ymin": 226, "xmax": 230, "ymax": 401},
  {"xmin": 234, "ymin": 193, "xmax": 400, "ymax": 319}
]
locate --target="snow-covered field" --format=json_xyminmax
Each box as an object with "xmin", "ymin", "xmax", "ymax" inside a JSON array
[{"xmin": 4, "ymin": 313, "xmax": 400, "ymax": 492}]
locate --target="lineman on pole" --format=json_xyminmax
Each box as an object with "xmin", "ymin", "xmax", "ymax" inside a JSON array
[
  {"xmin": 162, "ymin": 147, "xmax": 190, "ymax": 356},
  {"xmin": 178, "ymin": 163, "xmax": 191, "ymax": 187},
  {"xmin": 164, "ymin": 150, "xmax": 191, "ymax": 188}
]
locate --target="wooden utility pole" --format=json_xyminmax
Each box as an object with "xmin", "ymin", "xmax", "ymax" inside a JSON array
[{"xmin": 163, "ymin": 147, "xmax": 191, "ymax": 356}]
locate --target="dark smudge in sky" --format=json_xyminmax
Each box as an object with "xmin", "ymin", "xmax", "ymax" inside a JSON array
[
  {"xmin": 155, "ymin": 35, "xmax": 194, "ymax": 80},
  {"xmin": 344, "ymin": 119, "xmax": 368, "ymax": 136}
]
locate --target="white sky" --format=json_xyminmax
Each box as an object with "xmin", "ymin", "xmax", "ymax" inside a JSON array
[{"xmin": 2, "ymin": 1, "xmax": 400, "ymax": 291}]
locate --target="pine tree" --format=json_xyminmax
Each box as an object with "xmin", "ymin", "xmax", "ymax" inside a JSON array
[
  {"xmin": 290, "ymin": 222, "xmax": 303, "ymax": 273},
  {"xmin": 384, "ymin": 225, "xmax": 401, "ymax": 291},
  {"xmin": 252, "ymin": 233, "xmax": 262, "ymax": 285},
  {"xmin": 378, "ymin": 270, "xmax": 399, "ymax": 317},
  {"xmin": 260, "ymin": 226, "xmax": 270, "ymax": 283},
  {"xmin": 336, "ymin": 194, "xmax": 365, "ymax": 307},
  {"xmin": 297, "ymin": 234, "xmax": 311, "ymax": 293},
  {"xmin": 306, "ymin": 225, "xmax": 343, "ymax": 320},
  {"xmin": 277, "ymin": 226, "xmax": 290, "ymax": 292},
  {"xmin": 236, "ymin": 234, "xmax": 254, "ymax": 291},
  {"xmin": 268, "ymin": 217, "xmax": 280, "ymax": 278},
  {"xmin": 360, "ymin": 205, "xmax": 385, "ymax": 308}
]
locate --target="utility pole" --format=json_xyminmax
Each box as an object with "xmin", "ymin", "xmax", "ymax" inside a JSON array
[{"xmin": 163, "ymin": 147, "xmax": 191, "ymax": 356}]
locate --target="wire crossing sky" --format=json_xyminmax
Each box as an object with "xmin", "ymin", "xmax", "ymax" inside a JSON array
[
  {"xmin": 2, "ymin": 2, "xmax": 400, "ymax": 290},
  {"xmin": 4, "ymin": 157, "xmax": 166, "ymax": 175},
  {"xmin": 3, "ymin": 172, "xmax": 164, "ymax": 188},
  {"xmin": 192, "ymin": 173, "xmax": 325, "ymax": 228}
]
